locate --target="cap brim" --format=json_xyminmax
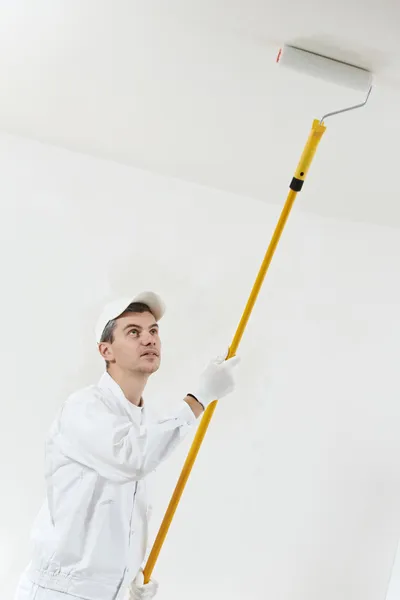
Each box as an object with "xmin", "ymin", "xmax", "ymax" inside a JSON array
[{"xmin": 130, "ymin": 291, "xmax": 165, "ymax": 322}]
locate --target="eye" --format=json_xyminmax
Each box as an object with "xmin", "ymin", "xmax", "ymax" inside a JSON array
[
  {"xmin": 150, "ymin": 329, "xmax": 158, "ymax": 335},
  {"xmin": 128, "ymin": 329, "xmax": 139, "ymax": 336}
]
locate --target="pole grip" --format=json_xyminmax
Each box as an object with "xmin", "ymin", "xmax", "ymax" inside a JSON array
[{"xmin": 290, "ymin": 119, "xmax": 326, "ymax": 191}]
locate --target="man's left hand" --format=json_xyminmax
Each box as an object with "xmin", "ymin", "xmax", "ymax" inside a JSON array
[{"xmin": 128, "ymin": 570, "xmax": 159, "ymax": 600}]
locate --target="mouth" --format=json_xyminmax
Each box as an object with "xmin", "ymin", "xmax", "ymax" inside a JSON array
[{"xmin": 141, "ymin": 351, "xmax": 159, "ymax": 358}]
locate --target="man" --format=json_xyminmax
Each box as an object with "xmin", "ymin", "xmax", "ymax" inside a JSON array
[{"xmin": 15, "ymin": 291, "xmax": 240, "ymax": 600}]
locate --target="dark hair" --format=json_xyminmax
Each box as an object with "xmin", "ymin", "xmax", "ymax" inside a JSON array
[{"xmin": 100, "ymin": 302, "xmax": 155, "ymax": 369}]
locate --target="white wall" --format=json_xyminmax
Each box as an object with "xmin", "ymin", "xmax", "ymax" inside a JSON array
[{"xmin": 1, "ymin": 131, "xmax": 400, "ymax": 600}]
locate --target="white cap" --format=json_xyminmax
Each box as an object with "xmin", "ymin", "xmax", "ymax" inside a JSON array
[{"xmin": 95, "ymin": 291, "xmax": 166, "ymax": 344}]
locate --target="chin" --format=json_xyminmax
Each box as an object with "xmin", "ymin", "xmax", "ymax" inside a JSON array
[{"xmin": 140, "ymin": 362, "xmax": 160, "ymax": 374}]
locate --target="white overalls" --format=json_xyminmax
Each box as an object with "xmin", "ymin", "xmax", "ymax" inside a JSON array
[{"xmin": 15, "ymin": 372, "xmax": 196, "ymax": 600}]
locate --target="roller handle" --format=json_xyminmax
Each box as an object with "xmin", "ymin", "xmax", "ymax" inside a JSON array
[{"xmin": 142, "ymin": 118, "xmax": 326, "ymax": 584}]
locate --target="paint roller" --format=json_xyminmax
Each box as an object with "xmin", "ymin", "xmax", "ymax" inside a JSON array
[{"xmin": 142, "ymin": 46, "xmax": 373, "ymax": 584}]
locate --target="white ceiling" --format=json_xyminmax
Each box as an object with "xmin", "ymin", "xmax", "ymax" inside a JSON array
[{"xmin": 1, "ymin": 0, "xmax": 400, "ymax": 226}]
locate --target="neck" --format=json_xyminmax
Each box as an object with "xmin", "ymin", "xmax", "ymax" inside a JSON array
[{"xmin": 107, "ymin": 365, "xmax": 149, "ymax": 406}]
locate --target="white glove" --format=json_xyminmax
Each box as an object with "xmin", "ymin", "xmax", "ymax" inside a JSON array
[
  {"xmin": 189, "ymin": 352, "xmax": 241, "ymax": 409},
  {"xmin": 128, "ymin": 570, "xmax": 159, "ymax": 600}
]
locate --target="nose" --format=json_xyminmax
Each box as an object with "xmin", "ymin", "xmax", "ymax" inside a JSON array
[{"xmin": 141, "ymin": 331, "xmax": 155, "ymax": 345}]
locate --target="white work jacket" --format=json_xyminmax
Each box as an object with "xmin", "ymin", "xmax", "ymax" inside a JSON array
[{"xmin": 25, "ymin": 372, "xmax": 197, "ymax": 600}]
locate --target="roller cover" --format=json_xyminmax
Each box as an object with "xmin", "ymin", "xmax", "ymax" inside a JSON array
[{"xmin": 276, "ymin": 45, "xmax": 372, "ymax": 92}]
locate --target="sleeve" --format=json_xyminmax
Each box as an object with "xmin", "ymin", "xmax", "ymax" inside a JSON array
[{"xmin": 57, "ymin": 391, "xmax": 197, "ymax": 483}]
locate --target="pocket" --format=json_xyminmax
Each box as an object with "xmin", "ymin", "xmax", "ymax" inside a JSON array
[
  {"xmin": 14, "ymin": 575, "xmax": 40, "ymax": 600},
  {"xmin": 34, "ymin": 586, "xmax": 72, "ymax": 600}
]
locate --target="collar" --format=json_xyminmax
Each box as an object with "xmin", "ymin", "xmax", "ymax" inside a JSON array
[{"xmin": 98, "ymin": 371, "xmax": 144, "ymax": 417}]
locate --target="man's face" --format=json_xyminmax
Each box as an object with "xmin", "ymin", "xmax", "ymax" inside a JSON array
[{"xmin": 101, "ymin": 311, "xmax": 161, "ymax": 375}]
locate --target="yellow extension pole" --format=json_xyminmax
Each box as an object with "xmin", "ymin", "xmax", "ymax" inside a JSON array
[{"xmin": 143, "ymin": 118, "xmax": 326, "ymax": 584}]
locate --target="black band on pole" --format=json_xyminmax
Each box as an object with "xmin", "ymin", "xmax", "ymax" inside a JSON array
[{"xmin": 290, "ymin": 177, "xmax": 304, "ymax": 192}]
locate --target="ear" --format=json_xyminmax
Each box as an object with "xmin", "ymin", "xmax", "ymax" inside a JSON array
[{"xmin": 98, "ymin": 342, "xmax": 114, "ymax": 362}]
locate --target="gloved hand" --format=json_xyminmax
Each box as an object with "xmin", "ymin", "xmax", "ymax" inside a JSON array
[
  {"xmin": 189, "ymin": 351, "xmax": 241, "ymax": 409},
  {"xmin": 128, "ymin": 570, "xmax": 159, "ymax": 600}
]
